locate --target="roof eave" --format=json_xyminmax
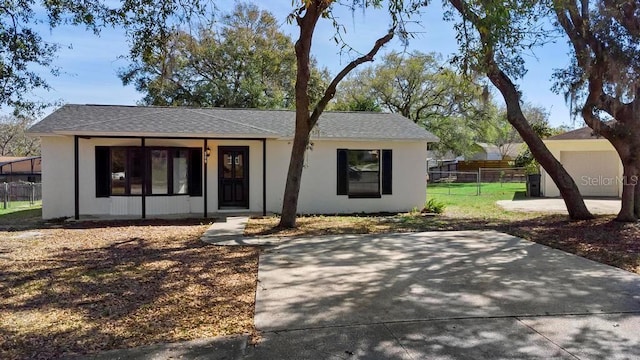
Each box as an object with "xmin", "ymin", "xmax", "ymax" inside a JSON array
[{"xmin": 46, "ymin": 130, "xmax": 281, "ymax": 139}]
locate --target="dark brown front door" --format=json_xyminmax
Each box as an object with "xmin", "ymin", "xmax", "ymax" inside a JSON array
[{"xmin": 218, "ymin": 146, "xmax": 249, "ymax": 208}]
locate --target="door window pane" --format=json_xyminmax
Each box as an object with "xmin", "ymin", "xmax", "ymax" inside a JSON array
[
  {"xmin": 173, "ymin": 150, "xmax": 189, "ymax": 194},
  {"xmin": 111, "ymin": 148, "xmax": 127, "ymax": 195},
  {"xmin": 223, "ymin": 154, "xmax": 233, "ymax": 178},
  {"xmin": 235, "ymin": 153, "xmax": 243, "ymax": 178},
  {"xmin": 151, "ymin": 150, "xmax": 168, "ymax": 194},
  {"xmin": 347, "ymin": 150, "xmax": 380, "ymax": 196}
]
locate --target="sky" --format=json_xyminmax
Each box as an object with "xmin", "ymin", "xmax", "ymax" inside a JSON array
[{"xmin": 23, "ymin": 1, "xmax": 580, "ymax": 128}]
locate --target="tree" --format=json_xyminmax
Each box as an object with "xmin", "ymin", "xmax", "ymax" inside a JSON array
[
  {"xmin": 552, "ymin": 0, "xmax": 640, "ymax": 221},
  {"xmin": 333, "ymin": 51, "xmax": 499, "ymax": 158},
  {"xmin": 0, "ymin": 0, "xmax": 213, "ymax": 115},
  {"xmin": 120, "ymin": 3, "xmax": 330, "ymax": 108},
  {"xmin": 493, "ymin": 103, "xmax": 551, "ymax": 160},
  {"xmin": 330, "ymin": 77, "xmax": 381, "ymax": 111},
  {"xmin": 0, "ymin": 115, "xmax": 39, "ymax": 156},
  {"xmin": 278, "ymin": 1, "xmax": 407, "ymax": 228},
  {"xmin": 447, "ymin": 0, "xmax": 594, "ymax": 220}
]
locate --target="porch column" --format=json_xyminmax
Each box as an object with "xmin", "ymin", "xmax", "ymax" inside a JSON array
[
  {"xmin": 74, "ymin": 135, "xmax": 79, "ymax": 220},
  {"xmin": 204, "ymin": 138, "xmax": 208, "ymax": 218},
  {"xmin": 141, "ymin": 137, "xmax": 146, "ymax": 219},
  {"xmin": 262, "ymin": 138, "xmax": 266, "ymax": 216}
]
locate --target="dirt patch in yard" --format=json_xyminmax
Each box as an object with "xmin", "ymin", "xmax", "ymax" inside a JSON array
[{"xmin": 0, "ymin": 219, "xmax": 259, "ymax": 360}]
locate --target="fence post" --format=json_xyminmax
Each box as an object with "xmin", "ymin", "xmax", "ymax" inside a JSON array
[
  {"xmin": 30, "ymin": 183, "xmax": 35, "ymax": 205},
  {"xmin": 2, "ymin": 182, "xmax": 7, "ymax": 209},
  {"xmin": 477, "ymin": 168, "xmax": 482, "ymax": 196}
]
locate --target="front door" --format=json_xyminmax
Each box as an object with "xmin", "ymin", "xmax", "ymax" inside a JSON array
[{"xmin": 218, "ymin": 146, "xmax": 249, "ymax": 208}]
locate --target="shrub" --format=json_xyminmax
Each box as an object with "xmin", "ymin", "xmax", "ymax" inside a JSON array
[{"xmin": 423, "ymin": 198, "xmax": 446, "ymax": 214}]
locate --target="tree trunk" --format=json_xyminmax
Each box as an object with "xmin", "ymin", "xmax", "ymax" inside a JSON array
[
  {"xmin": 618, "ymin": 162, "xmax": 638, "ymax": 221},
  {"xmin": 634, "ymin": 167, "xmax": 640, "ymax": 219},
  {"xmin": 484, "ymin": 66, "xmax": 594, "ymax": 220},
  {"xmin": 277, "ymin": 3, "xmax": 394, "ymax": 228},
  {"xmin": 277, "ymin": 3, "xmax": 321, "ymax": 228},
  {"xmin": 279, "ymin": 122, "xmax": 311, "ymax": 228}
]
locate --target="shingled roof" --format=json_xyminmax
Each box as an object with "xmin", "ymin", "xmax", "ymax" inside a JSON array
[
  {"xmin": 547, "ymin": 122, "xmax": 614, "ymax": 140},
  {"xmin": 28, "ymin": 104, "xmax": 439, "ymax": 142}
]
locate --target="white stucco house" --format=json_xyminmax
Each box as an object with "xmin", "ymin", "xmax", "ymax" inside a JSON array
[
  {"xmin": 28, "ymin": 104, "xmax": 438, "ymax": 220},
  {"xmin": 542, "ymin": 124, "xmax": 623, "ymax": 198}
]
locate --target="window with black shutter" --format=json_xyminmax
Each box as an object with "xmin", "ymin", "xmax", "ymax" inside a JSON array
[{"xmin": 337, "ymin": 148, "xmax": 393, "ymax": 198}]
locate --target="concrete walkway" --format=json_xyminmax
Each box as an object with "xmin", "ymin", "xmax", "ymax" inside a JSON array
[
  {"xmin": 247, "ymin": 231, "xmax": 640, "ymax": 359},
  {"xmin": 200, "ymin": 216, "xmax": 282, "ymax": 246},
  {"xmin": 497, "ymin": 198, "xmax": 621, "ymax": 214}
]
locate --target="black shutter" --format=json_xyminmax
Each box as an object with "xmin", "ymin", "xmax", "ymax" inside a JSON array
[
  {"xmin": 337, "ymin": 149, "xmax": 348, "ymax": 195},
  {"xmin": 189, "ymin": 148, "xmax": 203, "ymax": 196},
  {"xmin": 381, "ymin": 149, "xmax": 392, "ymax": 195},
  {"xmin": 95, "ymin": 147, "xmax": 110, "ymax": 197}
]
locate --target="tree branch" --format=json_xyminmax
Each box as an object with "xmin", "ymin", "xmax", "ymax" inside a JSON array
[{"xmin": 309, "ymin": 28, "xmax": 395, "ymax": 128}]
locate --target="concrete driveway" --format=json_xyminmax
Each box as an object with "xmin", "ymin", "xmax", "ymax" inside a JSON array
[
  {"xmin": 497, "ymin": 198, "xmax": 621, "ymax": 214},
  {"xmin": 247, "ymin": 231, "xmax": 640, "ymax": 359}
]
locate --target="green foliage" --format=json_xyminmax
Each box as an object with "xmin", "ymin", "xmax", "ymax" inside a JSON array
[
  {"xmin": 552, "ymin": 1, "xmax": 640, "ymax": 122},
  {"xmin": 447, "ymin": 0, "xmax": 554, "ymax": 79},
  {"xmin": 0, "ymin": 115, "xmax": 39, "ymax": 156},
  {"xmin": 0, "ymin": 0, "xmax": 213, "ymax": 115},
  {"xmin": 333, "ymin": 50, "xmax": 499, "ymax": 157},
  {"xmin": 423, "ymin": 198, "xmax": 446, "ymax": 214},
  {"xmin": 120, "ymin": 3, "xmax": 330, "ymax": 108}
]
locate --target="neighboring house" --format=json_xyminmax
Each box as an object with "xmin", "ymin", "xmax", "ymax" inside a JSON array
[
  {"xmin": 28, "ymin": 104, "xmax": 438, "ymax": 220},
  {"xmin": 542, "ymin": 125, "xmax": 622, "ymax": 198},
  {"xmin": 468, "ymin": 142, "xmax": 503, "ymax": 161},
  {"xmin": 0, "ymin": 156, "xmax": 42, "ymax": 183},
  {"xmin": 498, "ymin": 142, "xmax": 524, "ymax": 161}
]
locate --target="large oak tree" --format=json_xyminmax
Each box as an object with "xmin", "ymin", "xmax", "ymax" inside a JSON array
[
  {"xmin": 447, "ymin": 0, "xmax": 594, "ymax": 220},
  {"xmin": 332, "ymin": 51, "xmax": 501, "ymax": 158},
  {"xmin": 120, "ymin": 3, "xmax": 330, "ymax": 109},
  {"xmin": 553, "ymin": 0, "xmax": 640, "ymax": 221}
]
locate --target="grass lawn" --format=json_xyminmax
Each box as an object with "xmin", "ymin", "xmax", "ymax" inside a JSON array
[
  {"xmin": 246, "ymin": 183, "xmax": 639, "ymax": 275},
  {"xmin": 427, "ymin": 182, "xmax": 529, "ymax": 219},
  {"xmin": 0, "ymin": 220, "xmax": 259, "ymax": 359},
  {"xmin": 0, "ymin": 201, "xmax": 42, "ymax": 216}
]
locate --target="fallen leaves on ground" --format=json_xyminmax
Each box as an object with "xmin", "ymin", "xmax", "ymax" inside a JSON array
[{"xmin": 0, "ymin": 220, "xmax": 258, "ymax": 360}]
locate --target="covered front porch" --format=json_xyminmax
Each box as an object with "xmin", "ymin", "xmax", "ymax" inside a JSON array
[{"xmin": 70, "ymin": 135, "xmax": 269, "ymax": 220}]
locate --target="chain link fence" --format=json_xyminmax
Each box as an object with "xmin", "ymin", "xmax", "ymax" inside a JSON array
[
  {"xmin": 1, "ymin": 182, "xmax": 42, "ymax": 209},
  {"xmin": 427, "ymin": 168, "xmax": 527, "ymax": 196}
]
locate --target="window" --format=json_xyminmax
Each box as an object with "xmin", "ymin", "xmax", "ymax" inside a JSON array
[
  {"xmin": 337, "ymin": 149, "xmax": 392, "ymax": 198},
  {"xmin": 110, "ymin": 148, "xmax": 127, "ymax": 195},
  {"xmin": 173, "ymin": 150, "xmax": 189, "ymax": 194},
  {"xmin": 150, "ymin": 149, "xmax": 169, "ymax": 194},
  {"xmin": 108, "ymin": 148, "xmax": 143, "ymax": 195},
  {"xmin": 96, "ymin": 146, "xmax": 202, "ymax": 197},
  {"xmin": 348, "ymin": 150, "xmax": 380, "ymax": 197}
]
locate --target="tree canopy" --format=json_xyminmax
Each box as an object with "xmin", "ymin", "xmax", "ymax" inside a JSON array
[
  {"xmin": 120, "ymin": 3, "xmax": 330, "ymax": 108},
  {"xmin": 333, "ymin": 51, "xmax": 500, "ymax": 157},
  {"xmin": 0, "ymin": 0, "xmax": 213, "ymax": 115},
  {"xmin": 0, "ymin": 115, "xmax": 39, "ymax": 156}
]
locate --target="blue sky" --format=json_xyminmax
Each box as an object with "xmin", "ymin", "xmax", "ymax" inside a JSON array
[{"xmin": 26, "ymin": 1, "xmax": 579, "ymax": 128}]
